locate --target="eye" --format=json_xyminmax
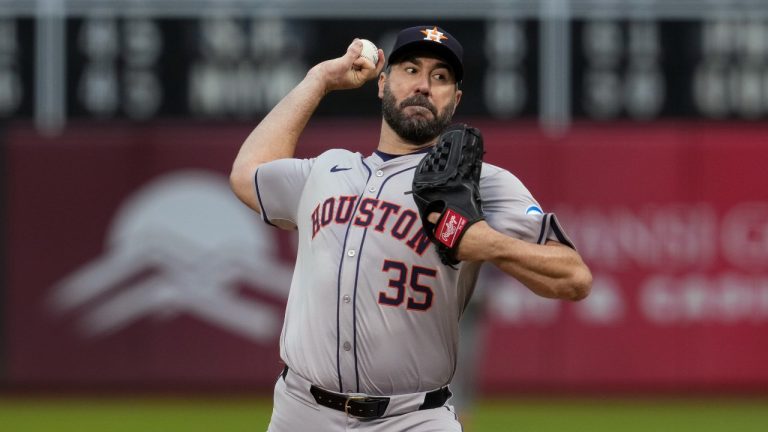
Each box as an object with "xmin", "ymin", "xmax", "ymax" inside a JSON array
[
  {"xmin": 404, "ymin": 67, "xmax": 417, "ymax": 74},
  {"xmin": 433, "ymin": 69, "xmax": 455, "ymax": 83}
]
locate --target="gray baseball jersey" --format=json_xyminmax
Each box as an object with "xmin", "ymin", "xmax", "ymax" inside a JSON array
[{"xmin": 255, "ymin": 148, "xmax": 573, "ymax": 397}]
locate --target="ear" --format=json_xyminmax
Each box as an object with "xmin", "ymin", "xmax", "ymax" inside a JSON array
[
  {"xmin": 453, "ymin": 89, "xmax": 463, "ymax": 113},
  {"xmin": 377, "ymin": 71, "xmax": 387, "ymax": 99}
]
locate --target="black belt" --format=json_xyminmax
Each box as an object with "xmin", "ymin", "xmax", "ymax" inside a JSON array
[{"xmin": 283, "ymin": 366, "xmax": 451, "ymax": 419}]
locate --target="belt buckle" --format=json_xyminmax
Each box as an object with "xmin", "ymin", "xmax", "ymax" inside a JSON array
[{"xmin": 344, "ymin": 395, "xmax": 367, "ymax": 417}]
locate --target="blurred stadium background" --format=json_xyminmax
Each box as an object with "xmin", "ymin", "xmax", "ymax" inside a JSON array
[{"xmin": 2, "ymin": 0, "xmax": 768, "ymax": 430}]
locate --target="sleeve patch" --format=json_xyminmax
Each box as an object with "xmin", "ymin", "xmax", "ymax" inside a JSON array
[{"xmin": 526, "ymin": 205, "xmax": 544, "ymax": 215}]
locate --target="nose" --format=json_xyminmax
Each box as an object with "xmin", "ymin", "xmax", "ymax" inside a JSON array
[{"xmin": 413, "ymin": 73, "xmax": 431, "ymax": 96}]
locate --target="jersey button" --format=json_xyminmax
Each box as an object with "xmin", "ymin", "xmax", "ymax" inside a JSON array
[
  {"xmin": 343, "ymin": 342, "xmax": 352, "ymax": 351},
  {"xmin": 347, "ymin": 250, "xmax": 356, "ymax": 257},
  {"xmin": 343, "ymin": 295, "xmax": 351, "ymax": 303},
  {"xmin": 376, "ymin": 170, "xmax": 384, "ymax": 177},
  {"xmin": 368, "ymin": 186, "xmax": 377, "ymax": 193}
]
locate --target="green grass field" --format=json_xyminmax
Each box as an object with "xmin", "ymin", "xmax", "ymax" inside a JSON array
[{"xmin": 1, "ymin": 397, "xmax": 767, "ymax": 432}]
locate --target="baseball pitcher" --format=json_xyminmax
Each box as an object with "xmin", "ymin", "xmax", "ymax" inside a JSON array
[{"xmin": 230, "ymin": 25, "xmax": 592, "ymax": 432}]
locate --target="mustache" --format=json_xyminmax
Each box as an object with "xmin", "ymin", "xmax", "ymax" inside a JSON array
[{"xmin": 399, "ymin": 95, "xmax": 437, "ymax": 116}]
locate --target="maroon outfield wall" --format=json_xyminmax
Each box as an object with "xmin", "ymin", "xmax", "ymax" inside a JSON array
[{"xmin": 4, "ymin": 120, "xmax": 768, "ymax": 393}]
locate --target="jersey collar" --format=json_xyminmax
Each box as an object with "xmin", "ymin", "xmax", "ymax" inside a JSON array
[{"xmin": 374, "ymin": 146, "xmax": 433, "ymax": 162}]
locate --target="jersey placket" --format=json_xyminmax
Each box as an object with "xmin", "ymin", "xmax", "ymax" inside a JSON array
[{"xmin": 336, "ymin": 163, "xmax": 385, "ymax": 393}]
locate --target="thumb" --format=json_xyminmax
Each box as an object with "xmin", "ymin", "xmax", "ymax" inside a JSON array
[{"xmin": 346, "ymin": 38, "xmax": 363, "ymax": 60}]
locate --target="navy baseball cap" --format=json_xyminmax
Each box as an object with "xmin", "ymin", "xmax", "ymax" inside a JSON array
[{"xmin": 388, "ymin": 25, "xmax": 464, "ymax": 82}]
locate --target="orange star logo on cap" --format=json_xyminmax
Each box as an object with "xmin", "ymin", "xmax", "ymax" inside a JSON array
[{"xmin": 421, "ymin": 26, "xmax": 448, "ymax": 43}]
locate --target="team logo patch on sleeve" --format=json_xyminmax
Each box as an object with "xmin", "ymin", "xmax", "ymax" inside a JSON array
[
  {"xmin": 526, "ymin": 205, "xmax": 544, "ymax": 215},
  {"xmin": 435, "ymin": 209, "xmax": 467, "ymax": 248}
]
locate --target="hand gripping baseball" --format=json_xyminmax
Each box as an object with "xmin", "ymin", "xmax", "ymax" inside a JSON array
[
  {"xmin": 412, "ymin": 124, "xmax": 485, "ymax": 266},
  {"xmin": 308, "ymin": 39, "xmax": 385, "ymax": 93}
]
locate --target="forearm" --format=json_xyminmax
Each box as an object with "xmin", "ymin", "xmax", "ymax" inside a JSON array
[
  {"xmin": 237, "ymin": 72, "xmax": 327, "ymax": 164},
  {"xmin": 230, "ymin": 39, "xmax": 383, "ymax": 212},
  {"xmin": 458, "ymin": 222, "xmax": 592, "ymax": 300},
  {"xmin": 230, "ymin": 72, "xmax": 327, "ymax": 211}
]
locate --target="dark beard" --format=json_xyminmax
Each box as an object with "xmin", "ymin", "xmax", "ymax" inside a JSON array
[{"xmin": 381, "ymin": 84, "xmax": 455, "ymax": 145}]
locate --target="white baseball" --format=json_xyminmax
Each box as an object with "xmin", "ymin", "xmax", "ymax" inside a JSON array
[{"xmin": 359, "ymin": 39, "xmax": 379, "ymax": 65}]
